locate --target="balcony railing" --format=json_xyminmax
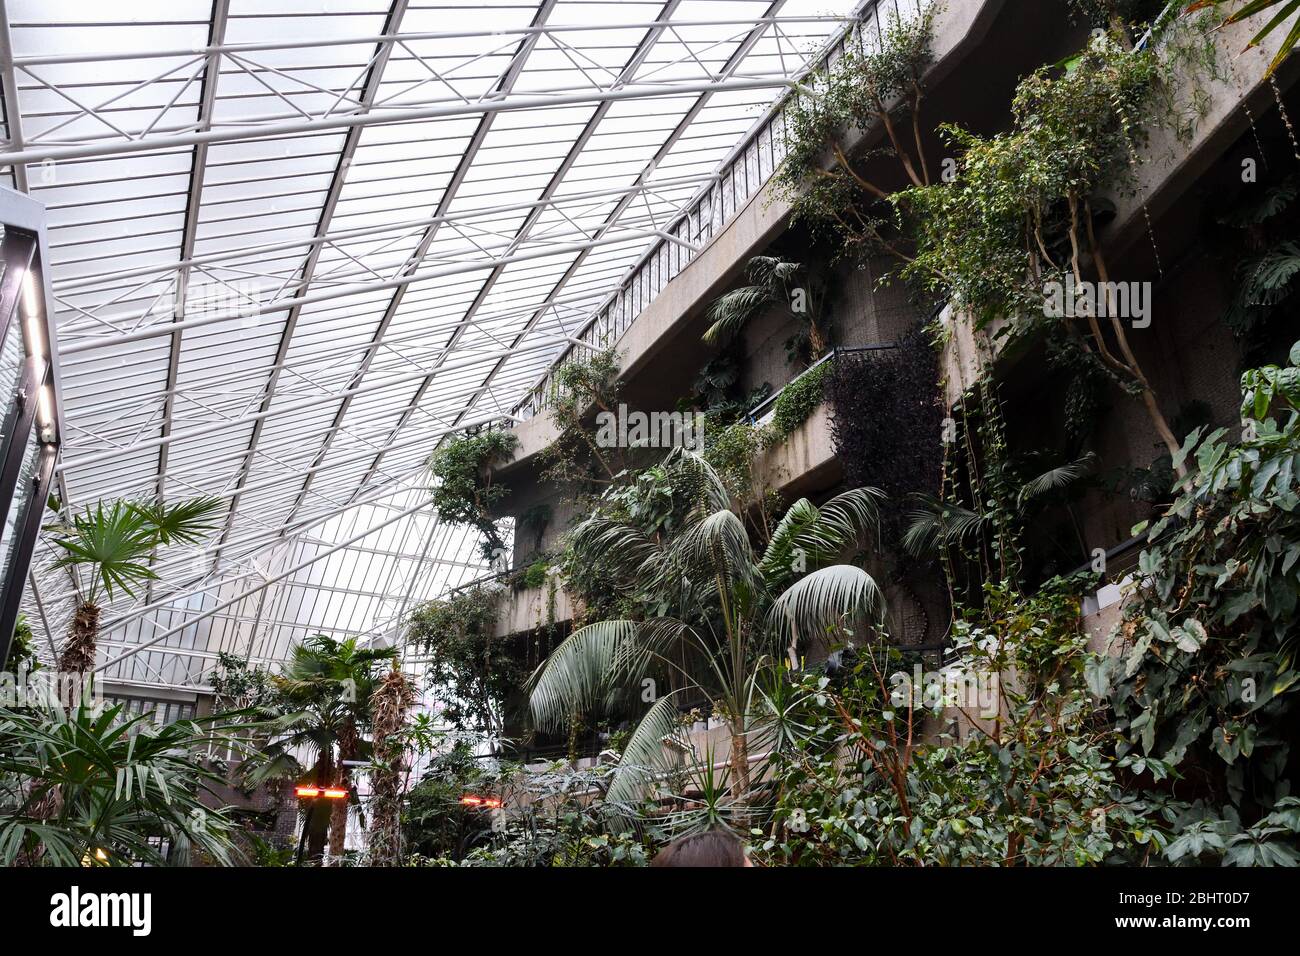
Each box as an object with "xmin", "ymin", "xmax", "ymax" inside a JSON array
[{"xmin": 509, "ymin": 0, "xmax": 923, "ymax": 423}]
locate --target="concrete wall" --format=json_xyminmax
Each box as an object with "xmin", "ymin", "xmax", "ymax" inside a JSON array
[{"xmin": 495, "ymin": 0, "xmax": 1008, "ymax": 475}]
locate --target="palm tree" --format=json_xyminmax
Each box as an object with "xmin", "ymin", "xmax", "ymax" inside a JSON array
[
  {"xmin": 703, "ymin": 255, "xmax": 830, "ymax": 366},
  {"xmin": 254, "ymin": 634, "xmax": 395, "ymax": 864},
  {"xmin": 527, "ymin": 450, "xmax": 885, "ymax": 810},
  {"xmin": 0, "ymin": 698, "xmax": 257, "ymax": 866},
  {"xmin": 366, "ymin": 665, "xmax": 418, "ymax": 866},
  {"xmin": 49, "ymin": 496, "xmax": 224, "ymax": 676}
]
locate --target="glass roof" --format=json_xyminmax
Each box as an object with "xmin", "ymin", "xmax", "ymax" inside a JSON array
[{"xmin": 0, "ymin": 0, "xmax": 876, "ymax": 690}]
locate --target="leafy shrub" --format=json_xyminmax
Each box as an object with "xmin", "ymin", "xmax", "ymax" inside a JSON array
[
  {"xmin": 759, "ymin": 579, "xmax": 1174, "ymax": 866},
  {"xmin": 1104, "ymin": 341, "xmax": 1300, "ymax": 822},
  {"xmin": 770, "ymin": 360, "xmax": 829, "ymax": 438},
  {"xmin": 428, "ymin": 430, "xmax": 518, "ymax": 561}
]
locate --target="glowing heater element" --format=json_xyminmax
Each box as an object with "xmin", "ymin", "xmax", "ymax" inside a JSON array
[
  {"xmin": 460, "ymin": 794, "xmax": 501, "ymax": 808},
  {"xmin": 296, "ymin": 785, "xmax": 349, "ymax": 799}
]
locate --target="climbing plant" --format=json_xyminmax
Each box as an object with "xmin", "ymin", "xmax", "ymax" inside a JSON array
[
  {"xmin": 1103, "ymin": 340, "xmax": 1300, "ymax": 824},
  {"xmin": 774, "ymin": 4, "xmax": 936, "ymax": 262},
  {"xmin": 428, "ymin": 430, "xmax": 518, "ymax": 562}
]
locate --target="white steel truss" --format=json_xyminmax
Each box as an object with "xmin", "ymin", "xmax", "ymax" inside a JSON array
[{"xmin": 1, "ymin": 0, "xmax": 894, "ymax": 690}]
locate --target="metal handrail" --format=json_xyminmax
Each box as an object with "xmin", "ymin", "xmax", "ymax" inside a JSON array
[{"xmin": 509, "ymin": 0, "xmax": 918, "ymax": 423}]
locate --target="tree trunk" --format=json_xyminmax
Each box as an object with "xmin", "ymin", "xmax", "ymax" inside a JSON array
[
  {"xmin": 327, "ymin": 770, "xmax": 350, "ymax": 863},
  {"xmin": 58, "ymin": 601, "xmax": 100, "ymax": 681},
  {"xmin": 304, "ymin": 754, "xmax": 332, "ymax": 864},
  {"xmin": 328, "ymin": 720, "xmax": 358, "ymax": 863},
  {"xmin": 729, "ymin": 725, "xmax": 750, "ymax": 799},
  {"xmin": 808, "ymin": 321, "xmax": 827, "ymax": 360},
  {"xmin": 367, "ymin": 668, "xmax": 415, "ymax": 867}
]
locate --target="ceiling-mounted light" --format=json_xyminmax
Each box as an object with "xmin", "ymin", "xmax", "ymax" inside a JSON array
[
  {"xmin": 36, "ymin": 384, "xmax": 55, "ymax": 444},
  {"xmin": 21, "ymin": 271, "xmax": 46, "ymax": 361}
]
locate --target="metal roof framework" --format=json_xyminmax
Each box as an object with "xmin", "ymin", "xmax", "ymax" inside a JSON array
[{"xmin": 0, "ymin": 0, "xmax": 886, "ymax": 691}]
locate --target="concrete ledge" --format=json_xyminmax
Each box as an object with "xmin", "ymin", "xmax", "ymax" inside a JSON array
[
  {"xmin": 493, "ymin": 580, "xmax": 574, "ymax": 640},
  {"xmin": 755, "ymin": 401, "xmax": 841, "ymax": 499},
  {"xmin": 497, "ymin": 0, "xmax": 1007, "ymax": 476}
]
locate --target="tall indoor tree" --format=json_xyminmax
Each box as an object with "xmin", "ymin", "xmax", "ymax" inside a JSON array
[
  {"xmin": 253, "ymin": 634, "xmax": 395, "ymax": 864},
  {"xmin": 366, "ymin": 664, "xmax": 419, "ymax": 866},
  {"xmin": 527, "ymin": 450, "xmax": 886, "ymax": 810},
  {"xmin": 49, "ymin": 496, "xmax": 224, "ymax": 676}
]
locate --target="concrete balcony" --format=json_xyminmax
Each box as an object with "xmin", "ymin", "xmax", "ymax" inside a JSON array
[
  {"xmin": 495, "ymin": 0, "xmax": 1011, "ymax": 479},
  {"xmin": 940, "ymin": 10, "xmax": 1300, "ymax": 407},
  {"xmin": 492, "ymin": 579, "xmax": 574, "ymax": 641}
]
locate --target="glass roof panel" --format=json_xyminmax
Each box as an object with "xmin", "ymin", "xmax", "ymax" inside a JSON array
[{"xmin": 7, "ymin": 0, "xmax": 867, "ymax": 688}]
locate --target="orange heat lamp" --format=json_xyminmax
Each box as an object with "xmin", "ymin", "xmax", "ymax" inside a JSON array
[
  {"xmin": 460, "ymin": 794, "xmax": 503, "ymax": 808},
  {"xmin": 296, "ymin": 785, "xmax": 349, "ymax": 800}
]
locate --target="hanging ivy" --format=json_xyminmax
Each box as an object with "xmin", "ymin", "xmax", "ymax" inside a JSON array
[{"xmin": 428, "ymin": 430, "xmax": 518, "ymax": 561}]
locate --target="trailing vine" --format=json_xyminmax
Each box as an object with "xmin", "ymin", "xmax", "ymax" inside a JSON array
[{"xmin": 428, "ymin": 430, "xmax": 518, "ymax": 561}]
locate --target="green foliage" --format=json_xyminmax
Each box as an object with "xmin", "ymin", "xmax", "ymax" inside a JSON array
[
  {"xmin": 5, "ymin": 615, "xmax": 37, "ymax": 677},
  {"xmin": 759, "ymin": 579, "xmax": 1174, "ymax": 866},
  {"xmin": 770, "ymin": 360, "xmax": 829, "ymax": 438},
  {"xmin": 1104, "ymin": 341, "xmax": 1300, "ymax": 820},
  {"xmin": 702, "ymin": 419, "xmax": 771, "ymax": 513},
  {"xmin": 897, "ymin": 38, "xmax": 1165, "ymax": 326},
  {"xmin": 704, "ymin": 256, "xmax": 831, "ymax": 367},
  {"xmin": 407, "ymin": 586, "xmax": 525, "ymax": 737},
  {"xmin": 540, "ymin": 348, "xmax": 626, "ymax": 489},
  {"xmin": 402, "ymin": 741, "xmax": 496, "ymax": 861},
  {"xmin": 1163, "ymin": 797, "xmax": 1300, "ymax": 865},
  {"xmin": 48, "ymin": 495, "xmax": 224, "ymax": 605},
  {"xmin": 1217, "ymin": 177, "xmax": 1300, "ymax": 360},
  {"xmin": 521, "ymin": 558, "xmax": 550, "ymax": 591},
  {"xmin": 210, "ymin": 651, "xmax": 276, "ymax": 711},
  {"xmin": 0, "ymin": 699, "xmax": 261, "ymax": 866},
  {"xmin": 774, "ymin": 5, "xmax": 937, "ymax": 260},
  {"xmin": 246, "ymin": 634, "xmax": 396, "ymax": 790},
  {"xmin": 450, "ymin": 763, "xmax": 654, "ymax": 867},
  {"xmin": 529, "ymin": 449, "xmax": 885, "ymax": 807},
  {"xmin": 428, "ymin": 430, "xmax": 518, "ymax": 561}
]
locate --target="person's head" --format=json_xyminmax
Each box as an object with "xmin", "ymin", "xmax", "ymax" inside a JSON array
[{"xmin": 650, "ymin": 827, "xmax": 751, "ymax": 867}]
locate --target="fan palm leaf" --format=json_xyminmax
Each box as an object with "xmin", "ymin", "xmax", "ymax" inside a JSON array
[
  {"xmin": 527, "ymin": 619, "xmax": 641, "ymax": 731},
  {"xmin": 767, "ymin": 564, "xmax": 884, "ymax": 648}
]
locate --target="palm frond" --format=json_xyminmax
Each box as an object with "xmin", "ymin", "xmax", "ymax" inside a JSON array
[
  {"xmin": 673, "ymin": 508, "xmax": 761, "ymax": 605},
  {"xmin": 662, "ymin": 447, "xmax": 732, "ymax": 514},
  {"xmin": 1018, "ymin": 452, "xmax": 1097, "ymax": 507},
  {"xmin": 766, "ymin": 564, "xmax": 884, "ymax": 648},
  {"xmin": 759, "ymin": 487, "xmax": 883, "ymax": 587},
  {"xmin": 133, "ymin": 495, "xmax": 225, "ymax": 546},
  {"xmin": 527, "ymin": 619, "xmax": 639, "ymax": 731},
  {"xmin": 604, "ymin": 692, "xmax": 687, "ymax": 809},
  {"xmin": 568, "ymin": 513, "xmax": 664, "ymax": 590},
  {"xmin": 702, "ymin": 285, "xmax": 774, "ymax": 346},
  {"xmin": 902, "ymin": 495, "xmax": 988, "ymax": 559}
]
